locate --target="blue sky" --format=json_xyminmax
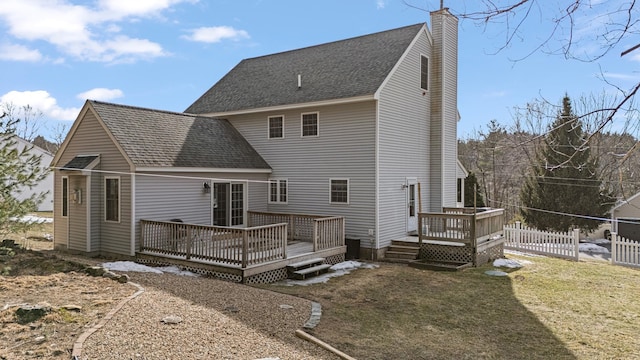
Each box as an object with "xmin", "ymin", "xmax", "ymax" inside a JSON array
[{"xmin": 1, "ymin": 0, "xmax": 638, "ymax": 141}]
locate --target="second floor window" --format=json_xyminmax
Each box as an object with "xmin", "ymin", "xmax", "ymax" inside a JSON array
[
  {"xmin": 301, "ymin": 112, "xmax": 318, "ymax": 137},
  {"xmin": 421, "ymin": 55, "xmax": 429, "ymax": 91},
  {"xmin": 268, "ymin": 116, "xmax": 284, "ymax": 139}
]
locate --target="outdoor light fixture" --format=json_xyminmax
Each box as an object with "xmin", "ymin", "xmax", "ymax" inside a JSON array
[{"xmin": 203, "ymin": 182, "xmax": 211, "ymax": 194}]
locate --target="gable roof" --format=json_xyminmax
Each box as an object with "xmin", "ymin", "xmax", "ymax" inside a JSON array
[
  {"xmin": 186, "ymin": 23, "xmax": 426, "ymax": 114},
  {"xmin": 88, "ymin": 101, "xmax": 271, "ymax": 169}
]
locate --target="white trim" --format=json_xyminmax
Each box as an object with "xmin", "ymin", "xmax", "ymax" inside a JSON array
[
  {"xmin": 135, "ymin": 167, "xmax": 272, "ymax": 173},
  {"xmin": 200, "ymin": 95, "xmax": 374, "ymax": 117},
  {"xmin": 406, "ymin": 177, "xmax": 418, "ymax": 232},
  {"xmin": 611, "ymin": 191, "xmax": 640, "ymax": 212},
  {"xmin": 301, "ymin": 112, "xmax": 319, "ymax": 137},
  {"xmin": 329, "ymin": 178, "xmax": 350, "ymax": 205},
  {"xmin": 267, "ymin": 115, "xmax": 285, "ymax": 139},
  {"xmin": 268, "ymin": 178, "xmax": 288, "ymax": 204},
  {"xmin": 104, "ymin": 176, "xmax": 121, "ymax": 223},
  {"xmin": 130, "ymin": 173, "xmax": 136, "ymax": 256},
  {"xmin": 374, "ymin": 100, "xmax": 380, "ymax": 250}
]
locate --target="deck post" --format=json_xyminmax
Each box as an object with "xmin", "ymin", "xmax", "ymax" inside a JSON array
[
  {"xmin": 289, "ymin": 214, "xmax": 295, "ymax": 240},
  {"xmin": 313, "ymin": 220, "xmax": 318, "ymax": 252},
  {"xmin": 283, "ymin": 224, "xmax": 288, "ymax": 259},
  {"xmin": 471, "ymin": 213, "xmax": 477, "ymax": 266},
  {"xmin": 140, "ymin": 220, "xmax": 146, "ymax": 252},
  {"xmin": 242, "ymin": 230, "xmax": 248, "ymax": 268},
  {"xmin": 186, "ymin": 226, "xmax": 192, "ymax": 260}
]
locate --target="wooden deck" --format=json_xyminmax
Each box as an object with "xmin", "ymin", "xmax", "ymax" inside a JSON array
[{"xmin": 136, "ymin": 212, "xmax": 346, "ymax": 283}]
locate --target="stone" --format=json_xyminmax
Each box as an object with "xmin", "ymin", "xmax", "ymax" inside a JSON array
[
  {"xmin": 484, "ymin": 269, "xmax": 509, "ymax": 277},
  {"xmin": 33, "ymin": 336, "xmax": 46, "ymax": 344},
  {"xmin": 279, "ymin": 304, "xmax": 294, "ymax": 310},
  {"xmin": 102, "ymin": 271, "xmax": 119, "ymax": 279},
  {"xmin": 161, "ymin": 315, "xmax": 182, "ymax": 324},
  {"xmin": 85, "ymin": 266, "xmax": 106, "ymax": 277},
  {"xmin": 15, "ymin": 303, "xmax": 52, "ymax": 324},
  {"xmin": 117, "ymin": 274, "xmax": 130, "ymax": 283},
  {"xmin": 60, "ymin": 305, "xmax": 82, "ymax": 312}
]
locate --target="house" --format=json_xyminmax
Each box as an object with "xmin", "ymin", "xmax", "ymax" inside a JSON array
[
  {"xmin": 610, "ymin": 192, "xmax": 640, "ymax": 241},
  {"xmin": 51, "ymin": 9, "xmax": 461, "ymax": 263},
  {"xmin": 8, "ymin": 136, "xmax": 54, "ymax": 212}
]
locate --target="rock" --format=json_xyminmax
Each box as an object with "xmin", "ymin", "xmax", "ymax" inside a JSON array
[
  {"xmin": 279, "ymin": 304, "xmax": 294, "ymax": 310},
  {"xmin": 102, "ymin": 271, "xmax": 119, "ymax": 279},
  {"xmin": 15, "ymin": 303, "xmax": 52, "ymax": 324},
  {"xmin": 117, "ymin": 274, "xmax": 130, "ymax": 283},
  {"xmin": 85, "ymin": 266, "xmax": 106, "ymax": 277},
  {"xmin": 1, "ymin": 239, "xmax": 17, "ymax": 249},
  {"xmin": 161, "ymin": 315, "xmax": 182, "ymax": 324},
  {"xmin": 224, "ymin": 306, "xmax": 239, "ymax": 313},
  {"xmin": 484, "ymin": 269, "xmax": 509, "ymax": 277},
  {"xmin": 60, "ymin": 305, "xmax": 82, "ymax": 312},
  {"xmin": 33, "ymin": 336, "xmax": 46, "ymax": 344}
]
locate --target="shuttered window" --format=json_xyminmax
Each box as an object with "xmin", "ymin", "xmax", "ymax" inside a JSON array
[{"xmin": 420, "ymin": 55, "xmax": 429, "ymax": 91}]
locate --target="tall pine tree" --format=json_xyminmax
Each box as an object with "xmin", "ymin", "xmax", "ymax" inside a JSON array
[{"xmin": 520, "ymin": 95, "xmax": 613, "ymax": 232}]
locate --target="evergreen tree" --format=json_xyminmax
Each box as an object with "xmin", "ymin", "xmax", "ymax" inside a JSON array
[
  {"xmin": 0, "ymin": 112, "xmax": 49, "ymax": 237},
  {"xmin": 520, "ymin": 95, "xmax": 613, "ymax": 232},
  {"xmin": 464, "ymin": 172, "xmax": 486, "ymax": 208}
]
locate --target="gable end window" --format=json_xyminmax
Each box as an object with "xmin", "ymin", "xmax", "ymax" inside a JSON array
[
  {"xmin": 61, "ymin": 177, "xmax": 68, "ymax": 217},
  {"xmin": 330, "ymin": 178, "xmax": 349, "ymax": 204},
  {"xmin": 105, "ymin": 177, "xmax": 120, "ymax": 222},
  {"xmin": 420, "ymin": 55, "xmax": 429, "ymax": 91},
  {"xmin": 269, "ymin": 178, "xmax": 288, "ymax": 204},
  {"xmin": 268, "ymin": 115, "xmax": 284, "ymax": 139},
  {"xmin": 301, "ymin": 112, "xmax": 319, "ymax": 137}
]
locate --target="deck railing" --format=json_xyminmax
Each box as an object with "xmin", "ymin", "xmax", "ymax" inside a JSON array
[
  {"xmin": 140, "ymin": 219, "xmax": 287, "ymax": 268},
  {"xmin": 418, "ymin": 208, "xmax": 505, "ymax": 247},
  {"xmin": 248, "ymin": 211, "xmax": 345, "ymax": 249}
]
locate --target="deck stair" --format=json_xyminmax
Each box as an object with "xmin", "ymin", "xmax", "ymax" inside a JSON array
[
  {"xmin": 384, "ymin": 240, "xmax": 420, "ymax": 263},
  {"xmin": 287, "ymin": 257, "xmax": 332, "ymax": 280}
]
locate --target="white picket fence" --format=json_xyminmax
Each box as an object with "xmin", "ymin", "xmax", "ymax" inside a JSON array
[
  {"xmin": 503, "ymin": 221, "xmax": 580, "ymax": 261},
  {"xmin": 611, "ymin": 233, "xmax": 640, "ymax": 268}
]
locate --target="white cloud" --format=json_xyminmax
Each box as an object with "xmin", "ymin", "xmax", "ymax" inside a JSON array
[
  {"xmin": 376, "ymin": 0, "xmax": 386, "ymax": 9},
  {"xmin": 1, "ymin": 90, "xmax": 80, "ymax": 121},
  {"xmin": 77, "ymin": 88, "xmax": 124, "ymax": 101},
  {"xmin": 0, "ymin": 0, "xmax": 193, "ymax": 63},
  {"xmin": 183, "ymin": 26, "xmax": 250, "ymax": 43},
  {"xmin": 0, "ymin": 43, "xmax": 42, "ymax": 62}
]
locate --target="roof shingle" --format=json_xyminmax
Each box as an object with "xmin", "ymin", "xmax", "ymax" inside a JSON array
[{"xmin": 186, "ymin": 23, "xmax": 425, "ymax": 114}]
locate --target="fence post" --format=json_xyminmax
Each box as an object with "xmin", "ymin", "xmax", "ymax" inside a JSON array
[
  {"xmin": 610, "ymin": 232, "xmax": 617, "ymax": 265},
  {"xmin": 573, "ymin": 228, "xmax": 580, "ymax": 261},
  {"xmin": 313, "ymin": 220, "xmax": 318, "ymax": 252},
  {"xmin": 515, "ymin": 221, "xmax": 521, "ymax": 250},
  {"xmin": 283, "ymin": 224, "xmax": 288, "ymax": 259}
]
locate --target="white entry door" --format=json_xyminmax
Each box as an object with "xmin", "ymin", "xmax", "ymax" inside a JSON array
[{"xmin": 406, "ymin": 177, "xmax": 418, "ymax": 233}]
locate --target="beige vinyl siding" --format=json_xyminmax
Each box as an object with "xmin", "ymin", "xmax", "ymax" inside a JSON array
[
  {"xmin": 377, "ymin": 28, "xmax": 432, "ymax": 249},
  {"xmin": 54, "ymin": 110, "xmax": 131, "ymax": 256},
  {"xmin": 228, "ymin": 102, "xmax": 377, "ymax": 247},
  {"xmin": 134, "ymin": 171, "xmax": 268, "ymax": 249},
  {"xmin": 614, "ymin": 194, "xmax": 640, "ymax": 219},
  {"xmin": 53, "ymin": 173, "xmax": 68, "ymax": 250}
]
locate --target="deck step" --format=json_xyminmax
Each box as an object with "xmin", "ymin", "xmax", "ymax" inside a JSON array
[
  {"xmin": 291, "ymin": 264, "xmax": 332, "ymax": 280},
  {"xmin": 385, "ymin": 250, "xmax": 419, "ymax": 260},
  {"xmin": 287, "ymin": 257, "xmax": 325, "ymax": 270}
]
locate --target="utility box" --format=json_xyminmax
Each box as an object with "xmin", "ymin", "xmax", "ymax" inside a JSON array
[{"xmin": 345, "ymin": 237, "xmax": 360, "ymax": 260}]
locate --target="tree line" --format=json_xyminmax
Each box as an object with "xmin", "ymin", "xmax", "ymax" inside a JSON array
[{"xmin": 459, "ymin": 95, "xmax": 640, "ymax": 232}]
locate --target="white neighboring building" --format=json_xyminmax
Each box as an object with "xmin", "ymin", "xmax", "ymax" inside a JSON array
[{"xmin": 9, "ymin": 136, "xmax": 54, "ymax": 212}]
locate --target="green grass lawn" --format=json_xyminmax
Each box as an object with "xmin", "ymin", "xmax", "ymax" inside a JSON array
[{"xmin": 258, "ymin": 255, "xmax": 640, "ymax": 360}]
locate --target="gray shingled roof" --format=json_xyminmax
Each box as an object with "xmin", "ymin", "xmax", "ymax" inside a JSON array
[
  {"xmin": 186, "ymin": 23, "xmax": 425, "ymax": 114},
  {"xmin": 62, "ymin": 155, "xmax": 99, "ymax": 170},
  {"xmin": 89, "ymin": 101, "xmax": 271, "ymax": 169}
]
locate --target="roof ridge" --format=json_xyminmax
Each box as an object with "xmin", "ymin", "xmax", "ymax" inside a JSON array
[
  {"xmin": 89, "ymin": 100, "xmax": 202, "ymax": 119},
  {"xmin": 244, "ymin": 23, "xmax": 425, "ymax": 62}
]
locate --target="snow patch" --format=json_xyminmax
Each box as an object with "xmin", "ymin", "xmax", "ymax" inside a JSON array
[
  {"xmin": 277, "ymin": 261, "xmax": 378, "ymax": 286},
  {"xmin": 493, "ymin": 258, "xmax": 525, "ymax": 269},
  {"xmin": 578, "ymin": 243, "xmax": 610, "ymax": 254},
  {"xmin": 101, "ymin": 261, "xmax": 199, "ymax": 276},
  {"xmin": 9, "ymin": 215, "xmax": 53, "ymax": 224}
]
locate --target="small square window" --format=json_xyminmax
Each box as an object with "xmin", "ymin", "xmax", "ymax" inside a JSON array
[
  {"xmin": 330, "ymin": 179, "xmax": 349, "ymax": 204},
  {"xmin": 269, "ymin": 179, "xmax": 288, "ymax": 204},
  {"xmin": 268, "ymin": 116, "xmax": 284, "ymax": 139},
  {"xmin": 420, "ymin": 55, "xmax": 429, "ymax": 91},
  {"xmin": 301, "ymin": 113, "xmax": 318, "ymax": 137}
]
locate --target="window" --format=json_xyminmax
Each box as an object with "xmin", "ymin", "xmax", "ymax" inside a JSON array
[
  {"xmin": 457, "ymin": 178, "xmax": 463, "ymax": 203},
  {"xmin": 408, "ymin": 183, "xmax": 416, "ymax": 217},
  {"xmin": 420, "ymin": 55, "xmax": 429, "ymax": 91},
  {"xmin": 105, "ymin": 177, "xmax": 120, "ymax": 222},
  {"xmin": 269, "ymin": 179, "xmax": 288, "ymax": 203},
  {"xmin": 268, "ymin": 115, "xmax": 284, "ymax": 139},
  {"xmin": 61, "ymin": 177, "xmax": 68, "ymax": 217},
  {"xmin": 330, "ymin": 179, "xmax": 349, "ymax": 204},
  {"xmin": 301, "ymin": 112, "xmax": 319, "ymax": 137},
  {"xmin": 231, "ymin": 183, "xmax": 244, "ymax": 226}
]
